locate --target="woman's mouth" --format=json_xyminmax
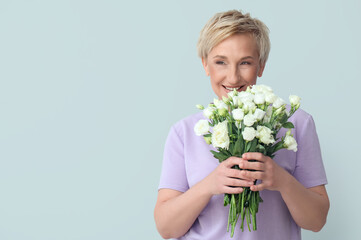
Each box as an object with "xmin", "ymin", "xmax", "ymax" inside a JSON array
[{"xmin": 223, "ymin": 85, "xmax": 244, "ymax": 92}]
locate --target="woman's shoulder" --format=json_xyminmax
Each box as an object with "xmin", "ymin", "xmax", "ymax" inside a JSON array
[
  {"xmin": 288, "ymin": 106, "xmax": 314, "ymax": 125},
  {"xmin": 171, "ymin": 112, "xmax": 205, "ymax": 137}
]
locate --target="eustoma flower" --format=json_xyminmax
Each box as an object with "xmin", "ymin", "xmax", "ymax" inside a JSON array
[
  {"xmin": 211, "ymin": 120, "xmax": 230, "ymax": 149},
  {"xmin": 194, "ymin": 84, "xmax": 301, "ymax": 236}
]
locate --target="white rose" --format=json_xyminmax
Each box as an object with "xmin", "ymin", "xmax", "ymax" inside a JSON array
[
  {"xmin": 232, "ymin": 108, "xmax": 244, "ymax": 121},
  {"xmin": 243, "ymin": 113, "xmax": 256, "ymax": 127},
  {"xmin": 194, "ymin": 119, "xmax": 210, "ymax": 136},
  {"xmin": 254, "ymin": 93, "xmax": 265, "ymax": 104},
  {"xmin": 242, "ymin": 127, "xmax": 256, "ymax": 141},
  {"xmin": 289, "ymin": 95, "xmax": 301, "ymax": 106},
  {"xmin": 265, "ymin": 92, "xmax": 277, "ymax": 104},
  {"xmin": 203, "ymin": 107, "xmax": 215, "ymax": 118},
  {"xmin": 284, "ymin": 135, "xmax": 298, "ymax": 152},
  {"xmin": 212, "ymin": 121, "xmax": 230, "ymax": 149},
  {"xmin": 256, "ymin": 126, "xmax": 275, "ymax": 145},
  {"xmin": 273, "ymin": 97, "xmax": 286, "ymax": 109},
  {"xmin": 253, "ymin": 108, "xmax": 265, "ymax": 121}
]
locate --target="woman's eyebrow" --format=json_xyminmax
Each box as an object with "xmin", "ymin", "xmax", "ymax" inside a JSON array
[
  {"xmin": 240, "ymin": 56, "xmax": 254, "ymax": 60},
  {"xmin": 212, "ymin": 55, "xmax": 255, "ymax": 60},
  {"xmin": 213, "ymin": 55, "xmax": 227, "ymax": 59}
]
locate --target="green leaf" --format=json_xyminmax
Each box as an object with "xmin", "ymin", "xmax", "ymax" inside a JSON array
[
  {"xmin": 249, "ymin": 139, "xmax": 258, "ymax": 152},
  {"xmin": 282, "ymin": 122, "xmax": 294, "ymax": 129},
  {"xmin": 256, "ymin": 144, "xmax": 267, "ymax": 155},
  {"xmin": 245, "ymin": 142, "xmax": 251, "ymax": 152},
  {"xmin": 203, "ymin": 133, "xmax": 212, "ymax": 137},
  {"xmin": 279, "ymin": 113, "xmax": 288, "ymax": 124},
  {"xmin": 232, "ymin": 137, "xmax": 244, "ymax": 157},
  {"xmin": 229, "ymin": 143, "xmax": 234, "ymax": 155},
  {"xmin": 224, "ymin": 194, "xmax": 230, "ymax": 206},
  {"xmin": 268, "ymin": 141, "xmax": 284, "ymax": 155},
  {"xmin": 210, "ymin": 150, "xmax": 229, "ymax": 162}
]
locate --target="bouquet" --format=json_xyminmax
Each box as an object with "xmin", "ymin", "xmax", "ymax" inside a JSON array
[{"xmin": 194, "ymin": 84, "xmax": 300, "ymax": 236}]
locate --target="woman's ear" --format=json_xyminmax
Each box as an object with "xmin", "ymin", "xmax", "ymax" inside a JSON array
[
  {"xmin": 202, "ymin": 57, "xmax": 210, "ymax": 76},
  {"xmin": 257, "ymin": 62, "xmax": 266, "ymax": 77}
]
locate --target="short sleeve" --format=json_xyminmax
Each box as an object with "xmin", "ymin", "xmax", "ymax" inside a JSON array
[
  {"xmin": 158, "ymin": 125, "xmax": 189, "ymax": 192},
  {"xmin": 293, "ymin": 115, "xmax": 328, "ymax": 188}
]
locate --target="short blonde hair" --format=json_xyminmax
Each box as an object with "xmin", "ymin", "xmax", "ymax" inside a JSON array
[{"xmin": 197, "ymin": 10, "xmax": 270, "ymax": 66}]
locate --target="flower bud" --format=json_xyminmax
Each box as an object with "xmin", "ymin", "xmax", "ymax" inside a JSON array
[
  {"xmin": 222, "ymin": 96, "xmax": 230, "ymax": 104},
  {"xmin": 204, "ymin": 136, "xmax": 212, "ymax": 145},
  {"xmin": 196, "ymin": 104, "xmax": 204, "ymax": 110},
  {"xmin": 218, "ymin": 108, "xmax": 228, "ymax": 117},
  {"xmin": 289, "ymin": 95, "xmax": 301, "ymax": 106}
]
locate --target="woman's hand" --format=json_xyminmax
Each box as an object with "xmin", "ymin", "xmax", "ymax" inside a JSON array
[
  {"xmin": 239, "ymin": 152, "xmax": 287, "ymax": 192},
  {"xmin": 202, "ymin": 156, "xmax": 255, "ymax": 196},
  {"xmin": 238, "ymin": 152, "xmax": 329, "ymax": 232}
]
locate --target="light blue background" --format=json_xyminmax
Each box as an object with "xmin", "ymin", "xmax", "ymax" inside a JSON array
[{"xmin": 0, "ymin": 0, "xmax": 360, "ymax": 239}]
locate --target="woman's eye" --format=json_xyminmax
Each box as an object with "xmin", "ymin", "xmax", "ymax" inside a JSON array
[
  {"xmin": 240, "ymin": 61, "xmax": 251, "ymax": 65},
  {"xmin": 216, "ymin": 61, "xmax": 225, "ymax": 65}
]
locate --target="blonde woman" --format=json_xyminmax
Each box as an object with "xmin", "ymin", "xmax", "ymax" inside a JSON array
[{"xmin": 154, "ymin": 10, "xmax": 329, "ymax": 240}]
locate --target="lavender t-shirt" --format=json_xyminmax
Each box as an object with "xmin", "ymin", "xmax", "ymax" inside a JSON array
[{"xmin": 158, "ymin": 108, "xmax": 327, "ymax": 240}]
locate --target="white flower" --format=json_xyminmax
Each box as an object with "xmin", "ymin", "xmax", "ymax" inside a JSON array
[
  {"xmin": 289, "ymin": 95, "xmax": 301, "ymax": 106},
  {"xmin": 256, "ymin": 126, "xmax": 275, "ymax": 145},
  {"xmin": 243, "ymin": 113, "xmax": 256, "ymax": 127},
  {"xmin": 194, "ymin": 119, "xmax": 210, "ymax": 136},
  {"xmin": 254, "ymin": 93, "xmax": 265, "ymax": 104},
  {"xmin": 218, "ymin": 102, "xmax": 228, "ymax": 110},
  {"xmin": 214, "ymin": 98, "xmax": 228, "ymax": 110},
  {"xmin": 238, "ymin": 91, "xmax": 254, "ymax": 103},
  {"xmin": 284, "ymin": 135, "xmax": 298, "ymax": 152},
  {"xmin": 242, "ymin": 127, "xmax": 256, "ymax": 141},
  {"xmin": 228, "ymin": 90, "xmax": 237, "ymax": 98},
  {"xmin": 232, "ymin": 108, "xmax": 244, "ymax": 121},
  {"xmin": 232, "ymin": 96, "xmax": 241, "ymax": 107},
  {"xmin": 251, "ymin": 84, "xmax": 273, "ymax": 94},
  {"xmin": 265, "ymin": 92, "xmax": 277, "ymax": 104},
  {"xmin": 253, "ymin": 108, "xmax": 265, "ymax": 121},
  {"xmin": 242, "ymin": 101, "xmax": 256, "ymax": 113},
  {"xmin": 273, "ymin": 97, "xmax": 286, "ymax": 109},
  {"xmin": 212, "ymin": 121, "xmax": 230, "ymax": 149},
  {"xmin": 203, "ymin": 107, "xmax": 215, "ymax": 118}
]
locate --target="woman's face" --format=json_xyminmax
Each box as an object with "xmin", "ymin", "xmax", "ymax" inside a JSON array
[{"xmin": 202, "ymin": 33, "xmax": 265, "ymax": 99}]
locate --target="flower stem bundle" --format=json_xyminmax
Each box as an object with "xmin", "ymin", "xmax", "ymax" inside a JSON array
[{"xmin": 194, "ymin": 85, "xmax": 301, "ymax": 237}]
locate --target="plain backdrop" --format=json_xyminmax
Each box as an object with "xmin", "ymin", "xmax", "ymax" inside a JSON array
[{"xmin": 0, "ymin": 0, "xmax": 360, "ymax": 239}]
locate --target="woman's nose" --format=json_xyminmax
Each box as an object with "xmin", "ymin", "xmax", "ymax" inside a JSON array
[{"xmin": 227, "ymin": 67, "xmax": 240, "ymax": 84}]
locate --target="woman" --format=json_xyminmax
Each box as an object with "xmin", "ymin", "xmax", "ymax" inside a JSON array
[{"xmin": 154, "ymin": 10, "xmax": 329, "ymax": 240}]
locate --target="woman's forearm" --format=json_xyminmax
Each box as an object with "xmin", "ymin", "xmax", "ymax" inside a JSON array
[
  {"xmin": 154, "ymin": 180, "xmax": 213, "ymax": 239},
  {"xmin": 279, "ymin": 171, "xmax": 329, "ymax": 232}
]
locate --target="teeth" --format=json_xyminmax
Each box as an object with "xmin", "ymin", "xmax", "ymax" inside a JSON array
[{"xmin": 225, "ymin": 86, "xmax": 240, "ymax": 91}]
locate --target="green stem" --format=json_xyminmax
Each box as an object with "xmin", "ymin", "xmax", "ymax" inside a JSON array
[{"xmin": 246, "ymin": 207, "xmax": 251, "ymax": 232}]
